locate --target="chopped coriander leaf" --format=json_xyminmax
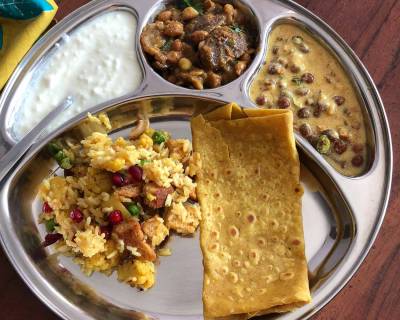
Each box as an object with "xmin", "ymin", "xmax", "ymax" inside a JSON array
[
  {"xmin": 45, "ymin": 218, "xmax": 56, "ymax": 232},
  {"xmin": 127, "ymin": 203, "xmax": 141, "ymax": 217},
  {"xmin": 152, "ymin": 131, "xmax": 167, "ymax": 144},
  {"xmin": 291, "ymin": 77, "xmax": 303, "ymax": 86},
  {"xmin": 161, "ymin": 38, "xmax": 173, "ymax": 51},
  {"xmin": 139, "ymin": 159, "xmax": 150, "ymax": 167}
]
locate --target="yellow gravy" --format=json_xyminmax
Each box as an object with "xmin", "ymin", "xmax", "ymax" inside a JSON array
[{"xmin": 250, "ymin": 24, "xmax": 368, "ymax": 176}]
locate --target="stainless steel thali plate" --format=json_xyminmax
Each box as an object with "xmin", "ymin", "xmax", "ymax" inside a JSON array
[{"xmin": 0, "ymin": 0, "xmax": 392, "ymax": 320}]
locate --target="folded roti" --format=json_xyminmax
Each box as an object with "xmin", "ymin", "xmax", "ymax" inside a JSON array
[{"xmin": 191, "ymin": 104, "xmax": 311, "ymax": 319}]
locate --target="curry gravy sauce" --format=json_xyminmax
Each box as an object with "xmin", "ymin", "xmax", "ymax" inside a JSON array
[{"xmin": 250, "ymin": 24, "xmax": 368, "ymax": 176}]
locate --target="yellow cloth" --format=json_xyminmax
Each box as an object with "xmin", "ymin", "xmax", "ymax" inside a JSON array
[{"xmin": 0, "ymin": 0, "xmax": 58, "ymax": 89}]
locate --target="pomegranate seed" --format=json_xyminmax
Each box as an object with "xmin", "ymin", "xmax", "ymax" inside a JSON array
[
  {"xmin": 42, "ymin": 233, "xmax": 63, "ymax": 247},
  {"xmin": 70, "ymin": 208, "xmax": 84, "ymax": 223},
  {"xmin": 112, "ymin": 173, "xmax": 125, "ymax": 187},
  {"xmin": 99, "ymin": 225, "xmax": 112, "ymax": 240},
  {"xmin": 128, "ymin": 165, "xmax": 143, "ymax": 183},
  {"xmin": 108, "ymin": 210, "xmax": 123, "ymax": 225},
  {"xmin": 42, "ymin": 202, "xmax": 53, "ymax": 213}
]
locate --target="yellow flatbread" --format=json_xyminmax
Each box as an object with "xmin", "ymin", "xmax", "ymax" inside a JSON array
[{"xmin": 191, "ymin": 104, "xmax": 311, "ymax": 319}]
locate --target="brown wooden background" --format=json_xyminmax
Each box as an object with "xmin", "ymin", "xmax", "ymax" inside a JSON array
[{"xmin": 0, "ymin": 0, "xmax": 399, "ymax": 319}]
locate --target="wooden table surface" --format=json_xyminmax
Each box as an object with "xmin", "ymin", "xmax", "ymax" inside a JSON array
[{"xmin": 0, "ymin": 0, "xmax": 399, "ymax": 319}]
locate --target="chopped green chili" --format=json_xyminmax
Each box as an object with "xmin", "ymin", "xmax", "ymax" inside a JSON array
[
  {"xmin": 152, "ymin": 131, "xmax": 167, "ymax": 144},
  {"xmin": 45, "ymin": 218, "xmax": 56, "ymax": 232},
  {"xmin": 316, "ymin": 135, "xmax": 331, "ymax": 154}
]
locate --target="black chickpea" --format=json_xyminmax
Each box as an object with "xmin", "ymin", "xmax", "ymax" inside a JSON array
[
  {"xmin": 301, "ymin": 72, "xmax": 314, "ymax": 84},
  {"xmin": 333, "ymin": 95, "xmax": 345, "ymax": 106},
  {"xmin": 333, "ymin": 139, "xmax": 348, "ymax": 155},
  {"xmin": 297, "ymin": 107, "xmax": 311, "ymax": 118},
  {"xmin": 290, "ymin": 65, "xmax": 301, "ymax": 73},
  {"xmin": 299, "ymin": 123, "xmax": 312, "ymax": 138},
  {"xmin": 295, "ymin": 87, "xmax": 310, "ymax": 96},
  {"xmin": 268, "ymin": 63, "xmax": 283, "ymax": 75},
  {"xmin": 351, "ymin": 155, "xmax": 364, "ymax": 167},
  {"xmin": 277, "ymin": 96, "xmax": 291, "ymax": 108},
  {"xmin": 256, "ymin": 96, "xmax": 266, "ymax": 105}
]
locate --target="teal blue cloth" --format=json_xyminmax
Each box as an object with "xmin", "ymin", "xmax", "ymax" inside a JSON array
[{"xmin": 0, "ymin": 0, "xmax": 53, "ymax": 20}]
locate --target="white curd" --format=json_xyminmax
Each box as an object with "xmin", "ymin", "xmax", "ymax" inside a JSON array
[{"xmin": 13, "ymin": 10, "xmax": 142, "ymax": 139}]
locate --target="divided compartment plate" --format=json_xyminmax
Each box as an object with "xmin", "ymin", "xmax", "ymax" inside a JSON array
[{"xmin": 0, "ymin": 1, "xmax": 392, "ymax": 320}]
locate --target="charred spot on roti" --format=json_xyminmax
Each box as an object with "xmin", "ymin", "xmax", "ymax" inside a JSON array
[
  {"xmin": 232, "ymin": 259, "xmax": 241, "ymax": 268},
  {"xmin": 280, "ymin": 271, "xmax": 295, "ymax": 280},
  {"xmin": 228, "ymin": 272, "xmax": 239, "ymax": 283},
  {"xmin": 210, "ymin": 230, "xmax": 220, "ymax": 239},
  {"xmin": 269, "ymin": 218, "xmax": 279, "ymax": 229},
  {"xmin": 257, "ymin": 237, "xmax": 266, "ymax": 247},
  {"xmin": 247, "ymin": 213, "xmax": 256, "ymax": 223},
  {"xmin": 228, "ymin": 225, "xmax": 239, "ymax": 238},
  {"xmin": 209, "ymin": 242, "xmax": 219, "ymax": 251},
  {"xmin": 291, "ymin": 238, "xmax": 301, "ymax": 246},
  {"xmin": 249, "ymin": 249, "xmax": 260, "ymax": 264},
  {"xmin": 261, "ymin": 193, "xmax": 269, "ymax": 200},
  {"xmin": 221, "ymin": 266, "xmax": 229, "ymax": 275}
]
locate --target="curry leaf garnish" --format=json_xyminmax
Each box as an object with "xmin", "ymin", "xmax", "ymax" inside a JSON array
[
  {"xmin": 176, "ymin": 0, "xmax": 204, "ymax": 14},
  {"xmin": 291, "ymin": 76, "xmax": 303, "ymax": 86}
]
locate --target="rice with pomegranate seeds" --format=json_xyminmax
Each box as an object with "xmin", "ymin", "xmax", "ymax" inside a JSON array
[{"xmin": 39, "ymin": 114, "xmax": 201, "ymax": 289}]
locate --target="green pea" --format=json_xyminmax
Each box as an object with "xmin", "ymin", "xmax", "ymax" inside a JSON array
[
  {"xmin": 152, "ymin": 131, "xmax": 167, "ymax": 144},
  {"xmin": 127, "ymin": 203, "xmax": 141, "ymax": 217},
  {"xmin": 45, "ymin": 218, "xmax": 56, "ymax": 232},
  {"xmin": 316, "ymin": 135, "xmax": 331, "ymax": 154}
]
